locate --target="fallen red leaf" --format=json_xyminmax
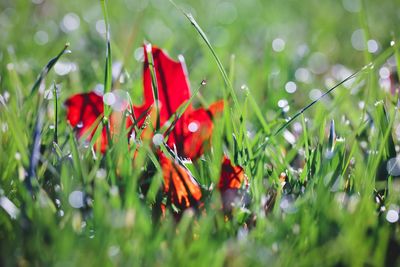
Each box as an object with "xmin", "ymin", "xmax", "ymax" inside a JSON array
[
  {"xmin": 64, "ymin": 91, "xmax": 107, "ymax": 152},
  {"xmin": 65, "ymin": 44, "xmax": 224, "ymax": 210},
  {"xmin": 218, "ymin": 156, "xmax": 247, "ymax": 191},
  {"xmin": 158, "ymin": 153, "xmax": 202, "ymax": 209}
]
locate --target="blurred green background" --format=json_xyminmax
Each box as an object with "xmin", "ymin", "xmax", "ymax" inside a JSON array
[
  {"xmin": 1, "ymin": 0, "xmax": 400, "ymax": 106},
  {"xmin": 2, "ymin": 0, "xmax": 400, "ymax": 266}
]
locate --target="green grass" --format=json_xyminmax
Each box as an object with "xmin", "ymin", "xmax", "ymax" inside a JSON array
[{"xmin": 1, "ymin": 0, "xmax": 400, "ymax": 266}]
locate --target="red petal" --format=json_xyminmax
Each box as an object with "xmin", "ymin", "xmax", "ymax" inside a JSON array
[
  {"xmin": 218, "ymin": 156, "xmax": 247, "ymax": 191},
  {"xmin": 159, "ymin": 153, "xmax": 202, "ymax": 209},
  {"xmin": 64, "ymin": 92, "xmax": 107, "ymax": 152},
  {"xmin": 136, "ymin": 45, "xmax": 191, "ymax": 127}
]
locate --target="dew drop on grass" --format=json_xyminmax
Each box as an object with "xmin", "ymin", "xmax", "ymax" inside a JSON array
[
  {"xmin": 54, "ymin": 184, "xmax": 61, "ymax": 192},
  {"xmin": 108, "ymin": 246, "xmax": 120, "ymax": 258},
  {"xmin": 110, "ymin": 186, "xmax": 119, "ymax": 196},
  {"xmin": 277, "ymin": 99, "xmax": 288, "ymax": 108},
  {"xmin": 0, "ymin": 196, "xmax": 19, "ymax": 219},
  {"xmin": 272, "ymin": 38, "xmax": 285, "ymax": 52},
  {"xmin": 152, "ymin": 133, "xmax": 164, "ymax": 146},
  {"xmin": 188, "ymin": 122, "xmax": 199, "ymax": 133},
  {"xmin": 367, "ymin": 39, "xmax": 379, "ymax": 53},
  {"xmin": 112, "ymin": 61, "xmax": 123, "ymax": 81},
  {"xmin": 61, "ymin": 13, "xmax": 80, "ymax": 33},
  {"xmin": 82, "ymin": 140, "xmax": 90, "ymax": 149},
  {"xmin": 44, "ymin": 89, "xmax": 54, "ymax": 100},
  {"xmin": 54, "ymin": 61, "xmax": 76, "ymax": 76},
  {"xmin": 285, "ymin": 81, "xmax": 297, "ymax": 93},
  {"xmin": 96, "ymin": 168, "xmax": 107, "ymax": 180},
  {"xmin": 283, "ymin": 130, "xmax": 296, "ymax": 145},
  {"xmin": 295, "ymin": 68, "xmax": 312, "ymax": 83},
  {"xmin": 1, "ymin": 122, "xmax": 8, "ymax": 133},
  {"xmin": 129, "ymin": 131, "xmax": 136, "ymax": 144},
  {"xmin": 68, "ymin": 190, "xmax": 84, "ymax": 209},
  {"xmin": 296, "ymin": 44, "xmax": 309, "ymax": 57},
  {"xmin": 103, "ymin": 90, "xmax": 129, "ymax": 112},
  {"xmin": 34, "ymin": 30, "xmax": 48, "ymax": 45},
  {"xmin": 308, "ymin": 52, "xmax": 329, "ymax": 74},
  {"xmin": 309, "ymin": 89, "xmax": 322, "ymax": 101},
  {"xmin": 57, "ymin": 210, "xmax": 64, "ymax": 217},
  {"xmin": 134, "ymin": 47, "xmax": 144, "ymax": 62},
  {"xmin": 386, "ymin": 209, "xmax": 399, "ymax": 223},
  {"xmin": 379, "ymin": 78, "xmax": 391, "ymax": 91},
  {"xmin": 379, "ymin": 67, "xmax": 390, "ymax": 79},
  {"xmin": 103, "ymin": 92, "xmax": 116, "ymax": 106},
  {"xmin": 351, "ymin": 29, "xmax": 366, "ymax": 51},
  {"xmin": 89, "ymin": 229, "xmax": 95, "ymax": 239},
  {"xmin": 390, "ymin": 40, "xmax": 395, "ymax": 47},
  {"xmin": 293, "ymin": 122, "xmax": 302, "ymax": 133},
  {"xmin": 94, "ymin": 84, "xmax": 104, "ymax": 95},
  {"xmin": 95, "ymin": 19, "xmax": 106, "ymax": 35},
  {"xmin": 387, "ymin": 156, "xmax": 400, "ymax": 176},
  {"xmin": 342, "ymin": 0, "xmax": 361, "ymax": 13}
]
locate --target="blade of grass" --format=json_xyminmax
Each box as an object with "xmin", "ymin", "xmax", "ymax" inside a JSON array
[
  {"xmin": 100, "ymin": 0, "xmax": 112, "ymax": 95},
  {"xmin": 145, "ymin": 43, "xmax": 161, "ymax": 131},
  {"xmin": 274, "ymin": 63, "xmax": 373, "ymax": 136},
  {"xmin": 52, "ymin": 82, "xmax": 59, "ymax": 145},
  {"xmin": 163, "ymin": 81, "xmax": 206, "ymax": 137},
  {"xmin": 100, "ymin": 0, "xmax": 114, "ymax": 151},
  {"xmin": 169, "ymin": 0, "xmax": 240, "ymax": 112},
  {"xmin": 26, "ymin": 107, "xmax": 45, "ymax": 196},
  {"xmin": 28, "ymin": 43, "xmax": 70, "ymax": 97}
]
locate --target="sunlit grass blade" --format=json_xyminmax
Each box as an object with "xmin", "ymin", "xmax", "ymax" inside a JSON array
[
  {"xmin": 168, "ymin": 0, "xmax": 240, "ymax": 111},
  {"xmin": 52, "ymin": 82, "xmax": 59, "ymax": 145},
  {"xmin": 145, "ymin": 43, "xmax": 161, "ymax": 131},
  {"xmin": 100, "ymin": 0, "xmax": 112, "ymax": 95},
  {"xmin": 274, "ymin": 63, "xmax": 373, "ymax": 136},
  {"xmin": 28, "ymin": 43, "xmax": 70, "ymax": 97},
  {"xmin": 26, "ymin": 107, "xmax": 45, "ymax": 196}
]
